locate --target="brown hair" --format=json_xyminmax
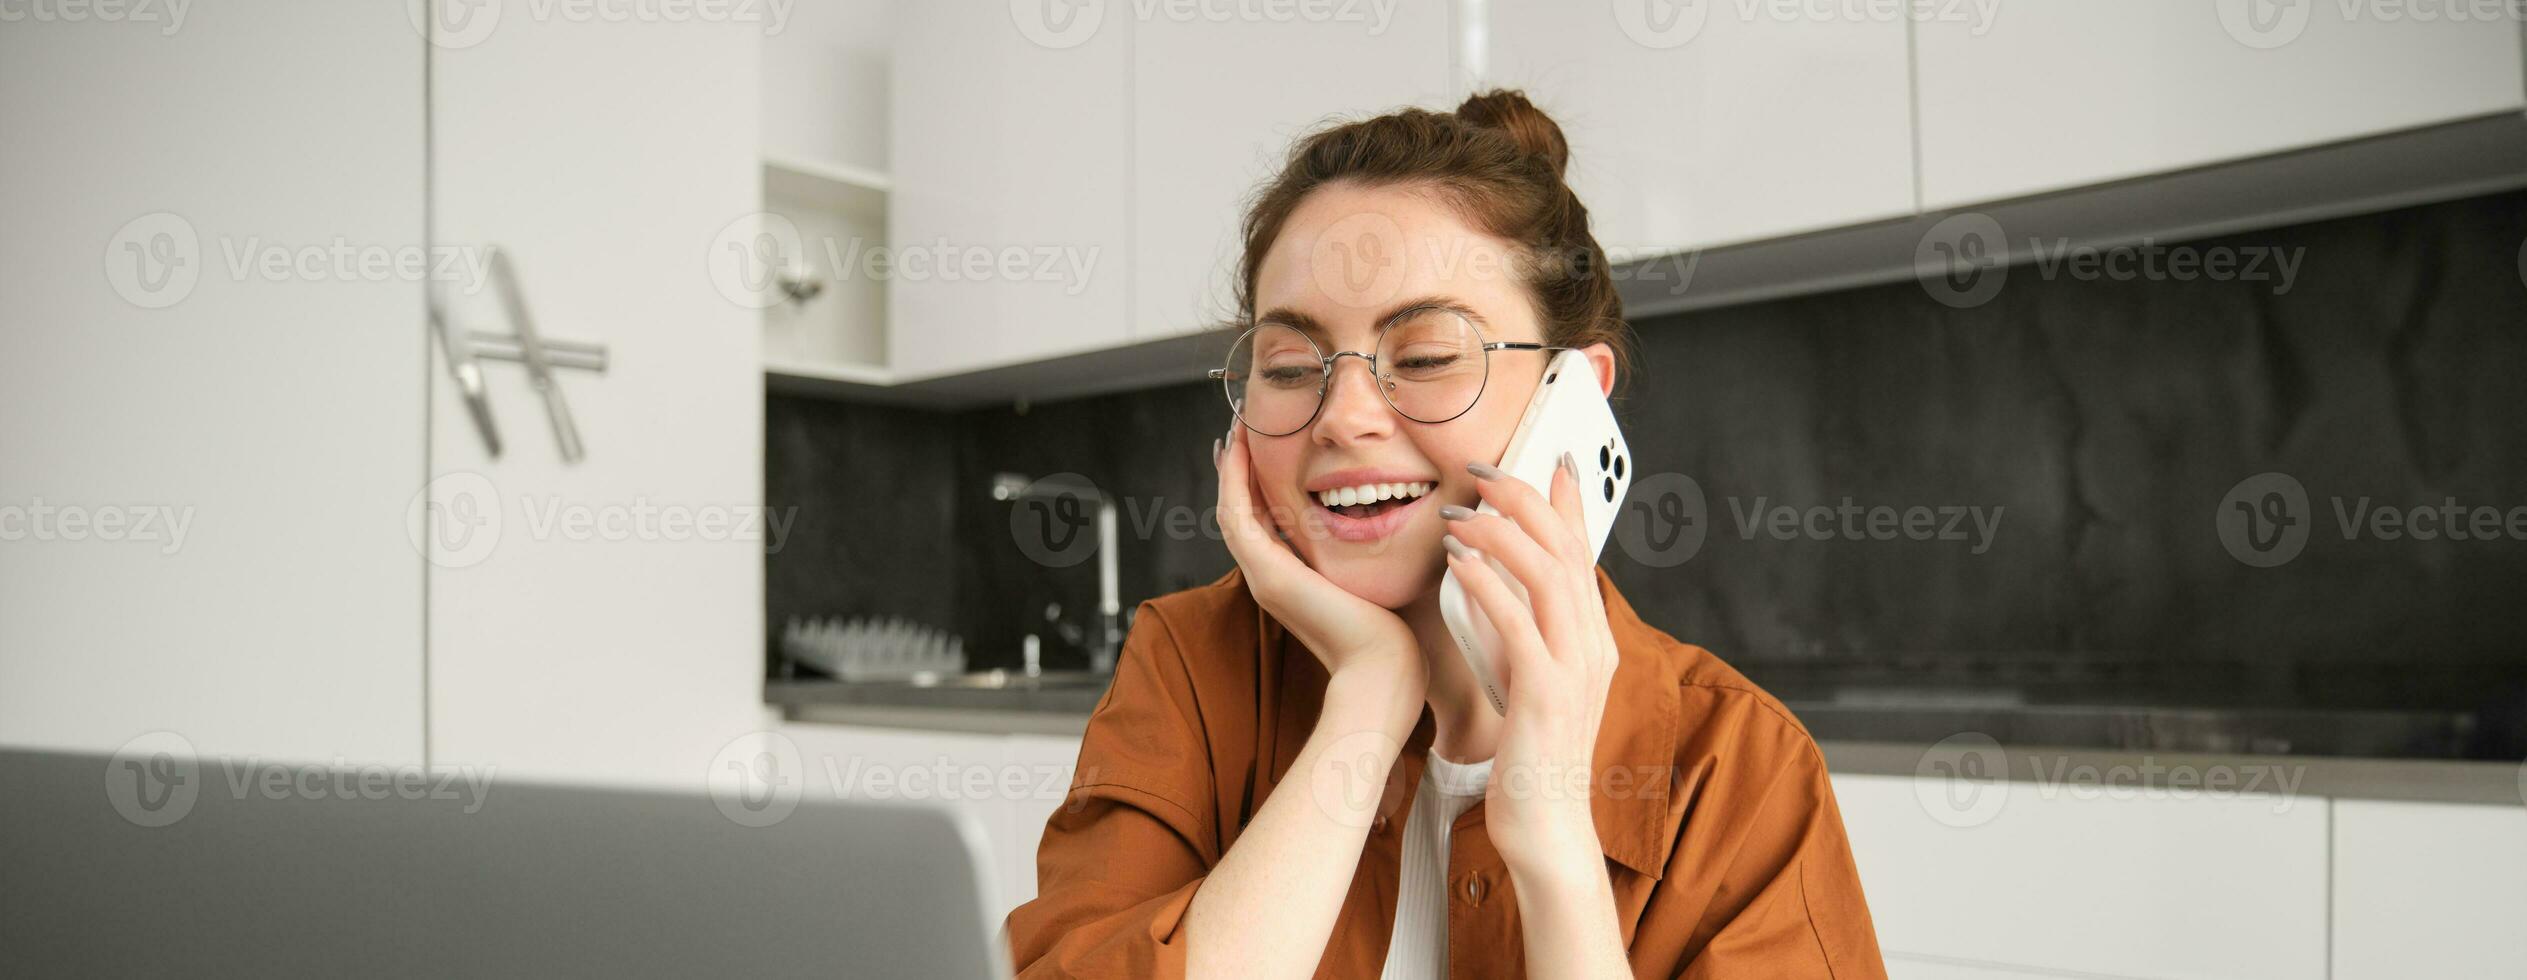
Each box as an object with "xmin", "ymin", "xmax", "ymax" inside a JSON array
[{"xmin": 1234, "ymin": 89, "xmax": 1633, "ymax": 390}]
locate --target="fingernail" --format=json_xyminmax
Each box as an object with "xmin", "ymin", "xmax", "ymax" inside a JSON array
[
  {"xmin": 1561, "ymin": 451, "xmax": 1579, "ymax": 480},
  {"xmin": 1466, "ymin": 462, "xmax": 1507, "ymax": 481},
  {"xmin": 1438, "ymin": 504, "xmax": 1475, "ymax": 521},
  {"xmin": 1442, "ymin": 535, "xmax": 1476, "ymax": 560},
  {"xmin": 1213, "ymin": 437, "xmax": 1223, "ymax": 468}
]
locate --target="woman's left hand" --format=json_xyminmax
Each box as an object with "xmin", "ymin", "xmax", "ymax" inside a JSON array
[{"xmin": 1440, "ymin": 452, "xmax": 1620, "ymax": 877}]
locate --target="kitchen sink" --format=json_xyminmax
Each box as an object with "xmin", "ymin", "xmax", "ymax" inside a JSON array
[{"xmin": 919, "ymin": 669, "xmax": 1115, "ymax": 691}]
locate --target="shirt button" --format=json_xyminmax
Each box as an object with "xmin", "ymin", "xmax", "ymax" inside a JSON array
[
  {"xmin": 1462, "ymin": 873, "xmax": 1486, "ymax": 906},
  {"xmin": 1372, "ymin": 814, "xmax": 1388, "ymax": 832}
]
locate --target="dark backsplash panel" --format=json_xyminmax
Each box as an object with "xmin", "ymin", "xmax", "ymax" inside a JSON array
[{"xmin": 767, "ymin": 190, "xmax": 2527, "ymax": 699}]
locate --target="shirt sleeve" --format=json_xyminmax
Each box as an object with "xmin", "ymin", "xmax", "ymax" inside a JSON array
[
  {"xmin": 1675, "ymin": 722, "xmax": 1889, "ymax": 980},
  {"xmin": 1001, "ymin": 604, "xmax": 1222, "ymax": 979}
]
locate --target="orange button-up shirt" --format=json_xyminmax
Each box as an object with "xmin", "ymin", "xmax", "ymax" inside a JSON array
[{"xmin": 1003, "ymin": 567, "xmax": 1888, "ymax": 979}]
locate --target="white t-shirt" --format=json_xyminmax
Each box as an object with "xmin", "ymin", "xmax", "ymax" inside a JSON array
[{"xmin": 1379, "ymin": 747, "xmax": 1493, "ymax": 979}]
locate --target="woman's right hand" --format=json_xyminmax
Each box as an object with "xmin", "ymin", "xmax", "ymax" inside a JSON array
[{"xmin": 1216, "ymin": 426, "xmax": 1426, "ymax": 697}]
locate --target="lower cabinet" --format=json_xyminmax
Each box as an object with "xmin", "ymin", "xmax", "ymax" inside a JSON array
[
  {"xmin": 1831, "ymin": 773, "xmax": 2331, "ymax": 979},
  {"xmin": 2331, "ymin": 799, "xmax": 2527, "ymax": 979},
  {"xmin": 777, "ymin": 723, "xmax": 1084, "ymax": 921},
  {"xmin": 768, "ymin": 730, "xmax": 2527, "ymax": 976}
]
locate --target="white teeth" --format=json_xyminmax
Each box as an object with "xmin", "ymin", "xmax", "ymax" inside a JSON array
[{"xmin": 1315, "ymin": 481, "xmax": 1433, "ymax": 510}]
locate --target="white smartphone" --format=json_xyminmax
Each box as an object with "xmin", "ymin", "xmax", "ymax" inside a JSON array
[{"xmin": 1438, "ymin": 349, "xmax": 1633, "ymax": 715}]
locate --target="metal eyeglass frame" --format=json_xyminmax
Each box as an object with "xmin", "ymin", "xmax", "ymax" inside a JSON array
[{"xmin": 1207, "ymin": 305, "xmax": 1570, "ymax": 436}]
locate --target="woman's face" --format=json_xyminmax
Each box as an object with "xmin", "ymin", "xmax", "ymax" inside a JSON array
[{"xmin": 1242, "ymin": 181, "xmax": 1610, "ymax": 609}]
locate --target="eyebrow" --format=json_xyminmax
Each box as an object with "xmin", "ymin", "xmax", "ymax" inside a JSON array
[{"xmin": 1253, "ymin": 296, "xmax": 1494, "ymax": 345}]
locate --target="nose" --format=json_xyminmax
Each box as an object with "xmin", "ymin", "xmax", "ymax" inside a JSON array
[{"xmin": 1310, "ymin": 352, "xmax": 1394, "ymax": 448}]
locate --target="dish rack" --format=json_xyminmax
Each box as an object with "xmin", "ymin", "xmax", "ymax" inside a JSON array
[{"xmin": 781, "ymin": 616, "xmax": 966, "ymax": 683}]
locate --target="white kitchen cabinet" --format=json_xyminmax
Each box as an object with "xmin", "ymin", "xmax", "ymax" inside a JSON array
[
  {"xmin": 2333, "ymin": 799, "xmax": 2527, "ymax": 979},
  {"xmin": 0, "ymin": 2, "xmax": 428, "ymax": 764},
  {"xmin": 1130, "ymin": 1, "xmax": 1458, "ymax": 341},
  {"xmin": 1832, "ymin": 773, "xmax": 2330, "ymax": 978},
  {"xmin": 887, "ymin": 1, "xmax": 1133, "ymax": 378},
  {"xmin": 1481, "ymin": 0, "xmax": 1916, "ymax": 256},
  {"xmin": 1914, "ymin": 0, "xmax": 2527, "ymax": 210},
  {"xmin": 781, "ymin": 724, "xmax": 1086, "ymax": 921},
  {"xmin": 425, "ymin": 16, "xmax": 767, "ymax": 785}
]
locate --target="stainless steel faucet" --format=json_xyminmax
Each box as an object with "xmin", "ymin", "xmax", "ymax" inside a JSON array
[{"xmin": 992, "ymin": 473, "xmax": 1120, "ymax": 674}]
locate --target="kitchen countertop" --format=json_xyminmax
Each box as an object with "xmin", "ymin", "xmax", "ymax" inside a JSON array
[{"xmin": 766, "ymin": 676, "xmax": 2527, "ymax": 805}]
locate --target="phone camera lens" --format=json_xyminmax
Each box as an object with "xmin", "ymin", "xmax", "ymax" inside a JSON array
[
  {"xmin": 1598, "ymin": 446, "xmax": 1611, "ymax": 469},
  {"xmin": 1602, "ymin": 476, "xmax": 1615, "ymax": 501},
  {"xmin": 1614, "ymin": 456, "xmax": 1625, "ymax": 478}
]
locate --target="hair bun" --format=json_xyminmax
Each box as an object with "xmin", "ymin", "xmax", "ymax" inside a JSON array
[{"xmin": 1454, "ymin": 89, "xmax": 1570, "ymax": 177}]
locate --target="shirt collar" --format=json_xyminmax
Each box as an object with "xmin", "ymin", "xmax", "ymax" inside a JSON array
[{"xmin": 1250, "ymin": 566, "xmax": 1682, "ymax": 881}]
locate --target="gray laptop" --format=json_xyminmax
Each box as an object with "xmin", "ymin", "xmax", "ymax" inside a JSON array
[{"xmin": 0, "ymin": 748, "xmax": 1013, "ymax": 979}]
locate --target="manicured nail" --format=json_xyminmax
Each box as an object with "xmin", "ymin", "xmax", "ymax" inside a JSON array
[
  {"xmin": 1438, "ymin": 504, "xmax": 1475, "ymax": 521},
  {"xmin": 1561, "ymin": 451, "xmax": 1579, "ymax": 480},
  {"xmin": 1466, "ymin": 462, "xmax": 1507, "ymax": 481},
  {"xmin": 1212, "ymin": 437, "xmax": 1222, "ymax": 468},
  {"xmin": 1442, "ymin": 535, "xmax": 1477, "ymax": 560}
]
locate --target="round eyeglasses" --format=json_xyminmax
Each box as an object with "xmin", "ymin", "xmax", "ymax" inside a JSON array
[{"xmin": 1209, "ymin": 305, "xmax": 1569, "ymax": 437}]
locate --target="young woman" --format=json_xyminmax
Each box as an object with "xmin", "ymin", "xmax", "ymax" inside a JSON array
[{"xmin": 1005, "ymin": 91, "xmax": 1887, "ymax": 979}]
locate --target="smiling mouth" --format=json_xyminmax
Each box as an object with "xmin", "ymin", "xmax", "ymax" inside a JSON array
[{"xmin": 1312, "ymin": 481, "xmax": 1434, "ymax": 521}]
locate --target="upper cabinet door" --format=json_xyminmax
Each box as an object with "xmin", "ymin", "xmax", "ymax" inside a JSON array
[
  {"xmin": 889, "ymin": 2, "xmax": 1133, "ymax": 378},
  {"xmin": 1483, "ymin": 0, "xmax": 1917, "ymax": 256},
  {"xmin": 0, "ymin": 2, "xmax": 427, "ymax": 764},
  {"xmin": 1131, "ymin": 2, "xmax": 1458, "ymax": 341},
  {"xmin": 427, "ymin": 13, "xmax": 766, "ymax": 785},
  {"xmin": 1915, "ymin": 0, "xmax": 2527, "ymax": 210}
]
